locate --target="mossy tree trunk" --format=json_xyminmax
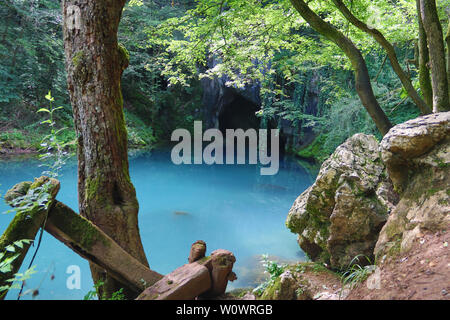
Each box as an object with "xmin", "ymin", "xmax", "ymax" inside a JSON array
[
  {"xmin": 290, "ymin": 0, "xmax": 392, "ymax": 136},
  {"xmin": 62, "ymin": 0, "xmax": 148, "ymax": 299},
  {"xmin": 419, "ymin": 0, "xmax": 449, "ymax": 112},
  {"xmin": 332, "ymin": 0, "xmax": 431, "ymax": 115}
]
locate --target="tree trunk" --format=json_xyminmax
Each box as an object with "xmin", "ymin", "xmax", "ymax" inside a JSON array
[
  {"xmin": 62, "ymin": 0, "xmax": 148, "ymax": 299},
  {"xmin": 419, "ymin": 0, "xmax": 449, "ymax": 112},
  {"xmin": 446, "ymin": 21, "xmax": 450, "ymax": 101},
  {"xmin": 332, "ymin": 0, "xmax": 431, "ymax": 115},
  {"xmin": 290, "ymin": 0, "xmax": 392, "ymax": 135},
  {"xmin": 416, "ymin": 0, "xmax": 433, "ymax": 108}
]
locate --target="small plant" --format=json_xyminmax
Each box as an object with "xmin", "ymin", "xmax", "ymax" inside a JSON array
[
  {"xmin": 37, "ymin": 90, "xmax": 70, "ymax": 178},
  {"xmin": 84, "ymin": 280, "xmax": 125, "ymax": 300},
  {"xmin": 311, "ymin": 262, "xmax": 328, "ymax": 273},
  {"xmin": 253, "ymin": 254, "xmax": 287, "ymax": 296},
  {"xmin": 340, "ymin": 254, "xmax": 376, "ymax": 291},
  {"xmin": 0, "ymin": 91, "xmax": 69, "ymax": 299}
]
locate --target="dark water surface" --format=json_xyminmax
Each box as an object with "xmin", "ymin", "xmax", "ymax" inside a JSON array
[{"xmin": 0, "ymin": 150, "xmax": 313, "ymax": 299}]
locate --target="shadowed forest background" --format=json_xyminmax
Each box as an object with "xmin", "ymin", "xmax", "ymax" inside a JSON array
[{"xmin": 2, "ymin": 0, "xmax": 446, "ymax": 162}]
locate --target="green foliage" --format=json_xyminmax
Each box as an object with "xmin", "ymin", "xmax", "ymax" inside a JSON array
[
  {"xmin": 119, "ymin": 0, "xmax": 203, "ymax": 142},
  {"xmin": 124, "ymin": 110, "xmax": 156, "ymax": 148},
  {"xmin": 83, "ymin": 280, "xmax": 125, "ymax": 301},
  {"xmin": 146, "ymin": 0, "xmax": 435, "ymax": 162},
  {"xmin": 0, "ymin": 239, "xmax": 36, "ymax": 295},
  {"xmin": 0, "ymin": 129, "xmax": 42, "ymax": 151},
  {"xmin": 0, "ymin": 0, "xmax": 70, "ymax": 127},
  {"xmin": 296, "ymin": 134, "xmax": 330, "ymax": 162},
  {"xmin": 37, "ymin": 91, "xmax": 71, "ymax": 178},
  {"xmin": 339, "ymin": 255, "xmax": 376, "ymax": 291},
  {"xmin": 0, "ymin": 0, "xmax": 444, "ymax": 158},
  {"xmin": 295, "ymin": 76, "xmax": 421, "ymax": 162},
  {"xmin": 253, "ymin": 254, "xmax": 287, "ymax": 296},
  {"xmin": 0, "ymin": 1, "xmax": 196, "ymax": 149}
]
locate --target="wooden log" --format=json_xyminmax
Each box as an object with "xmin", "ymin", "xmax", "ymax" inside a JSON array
[
  {"xmin": 136, "ymin": 262, "xmax": 211, "ymax": 300},
  {"xmin": 44, "ymin": 201, "xmax": 163, "ymax": 293},
  {"xmin": 188, "ymin": 240, "xmax": 206, "ymax": 263},
  {"xmin": 0, "ymin": 177, "xmax": 60, "ymax": 299},
  {"xmin": 200, "ymin": 249, "xmax": 237, "ymax": 298}
]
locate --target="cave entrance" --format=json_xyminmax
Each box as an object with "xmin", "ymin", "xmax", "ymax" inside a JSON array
[
  {"xmin": 217, "ymin": 91, "xmax": 286, "ymax": 158},
  {"xmin": 218, "ymin": 94, "xmax": 260, "ymax": 134}
]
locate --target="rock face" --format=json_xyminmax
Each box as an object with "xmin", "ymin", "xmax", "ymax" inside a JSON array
[
  {"xmin": 200, "ymin": 58, "xmax": 261, "ymax": 130},
  {"xmin": 261, "ymin": 270, "xmax": 298, "ymax": 300},
  {"xmin": 286, "ymin": 133, "xmax": 397, "ymax": 268},
  {"xmin": 375, "ymin": 112, "xmax": 450, "ymax": 257}
]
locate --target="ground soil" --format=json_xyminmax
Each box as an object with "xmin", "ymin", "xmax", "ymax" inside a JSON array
[
  {"xmin": 0, "ymin": 146, "xmax": 37, "ymax": 157},
  {"xmin": 346, "ymin": 230, "xmax": 450, "ymax": 300}
]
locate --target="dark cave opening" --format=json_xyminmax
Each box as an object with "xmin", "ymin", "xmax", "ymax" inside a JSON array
[
  {"xmin": 217, "ymin": 92, "xmax": 286, "ymax": 158},
  {"xmin": 218, "ymin": 94, "xmax": 260, "ymax": 134}
]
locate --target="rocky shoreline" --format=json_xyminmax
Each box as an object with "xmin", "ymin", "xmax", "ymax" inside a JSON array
[{"xmin": 250, "ymin": 112, "xmax": 450, "ymax": 300}]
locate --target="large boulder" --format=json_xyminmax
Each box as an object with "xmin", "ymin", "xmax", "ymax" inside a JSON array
[
  {"xmin": 286, "ymin": 134, "xmax": 397, "ymax": 268},
  {"xmin": 375, "ymin": 112, "xmax": 450, "ymax": 257}
]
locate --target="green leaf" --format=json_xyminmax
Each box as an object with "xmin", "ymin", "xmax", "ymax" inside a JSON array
[
  {"xmin": 5, "ymin": 245, "xmax": 15, "ymax": 252},
  {"xmin": 45, "ymin": 91, "xmax": 54, "ymax": 102}
]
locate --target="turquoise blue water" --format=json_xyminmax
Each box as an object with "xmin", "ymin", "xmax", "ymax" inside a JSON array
[{"xmin": 0, "ymin": 149, "xmax": 313, "ymax": 299}]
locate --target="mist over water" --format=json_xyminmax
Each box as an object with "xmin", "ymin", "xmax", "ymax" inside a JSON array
[{"xmin": 0, "ymin": 149, "xmax": 313, "ymax": 299}]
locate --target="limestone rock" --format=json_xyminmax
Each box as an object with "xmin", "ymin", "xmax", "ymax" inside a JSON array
[
  {"xmin": 375, "ymin": 112, "xmax": 450, "ymax": 258},
  {"xmin": 286, "ymin": 134, "xmax": 397, "ymax": 268},
  {"xmin": 261, "ymin": 270, "xmax": 299, "ymax": 300},
  {"xmin": 380, "ymin": 112, "xmax": 450, "ymax": 192}
]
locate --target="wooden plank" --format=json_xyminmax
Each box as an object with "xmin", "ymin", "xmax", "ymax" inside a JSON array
[{"xmin": 136, "ymin": 262, "xmax": 211, "ymax": 300}]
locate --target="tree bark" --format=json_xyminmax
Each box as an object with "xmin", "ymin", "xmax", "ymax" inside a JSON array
[
  {"xmin": 290, "ymin": 0, "xmax": 392, "ymax": 136},
  {"xmin": 416, "ymin": 0, "xmax": 433, "ymax": 108},
  {"xmin": 62, "ymin": 0, "xmax": 148, "ymax": 298},
  {"xmin": 446, "ymin": 20, "xmax": 450, "ymax": 101},
  {"xmin": 419, "ymin": 0, "xmax": 449, "ymax": 112},
  {"xmin": 332, "ymin": 0, "xmax": 431, "ymax": 115}
]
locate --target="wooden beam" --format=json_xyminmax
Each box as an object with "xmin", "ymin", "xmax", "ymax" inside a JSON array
[
  {"xmin": 44, "ymin": 201, "xmax": 164, "ymax": 293},
  {"xmin": 136, "ymin": 262, "xmax": 211, "ymax": 300}
]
